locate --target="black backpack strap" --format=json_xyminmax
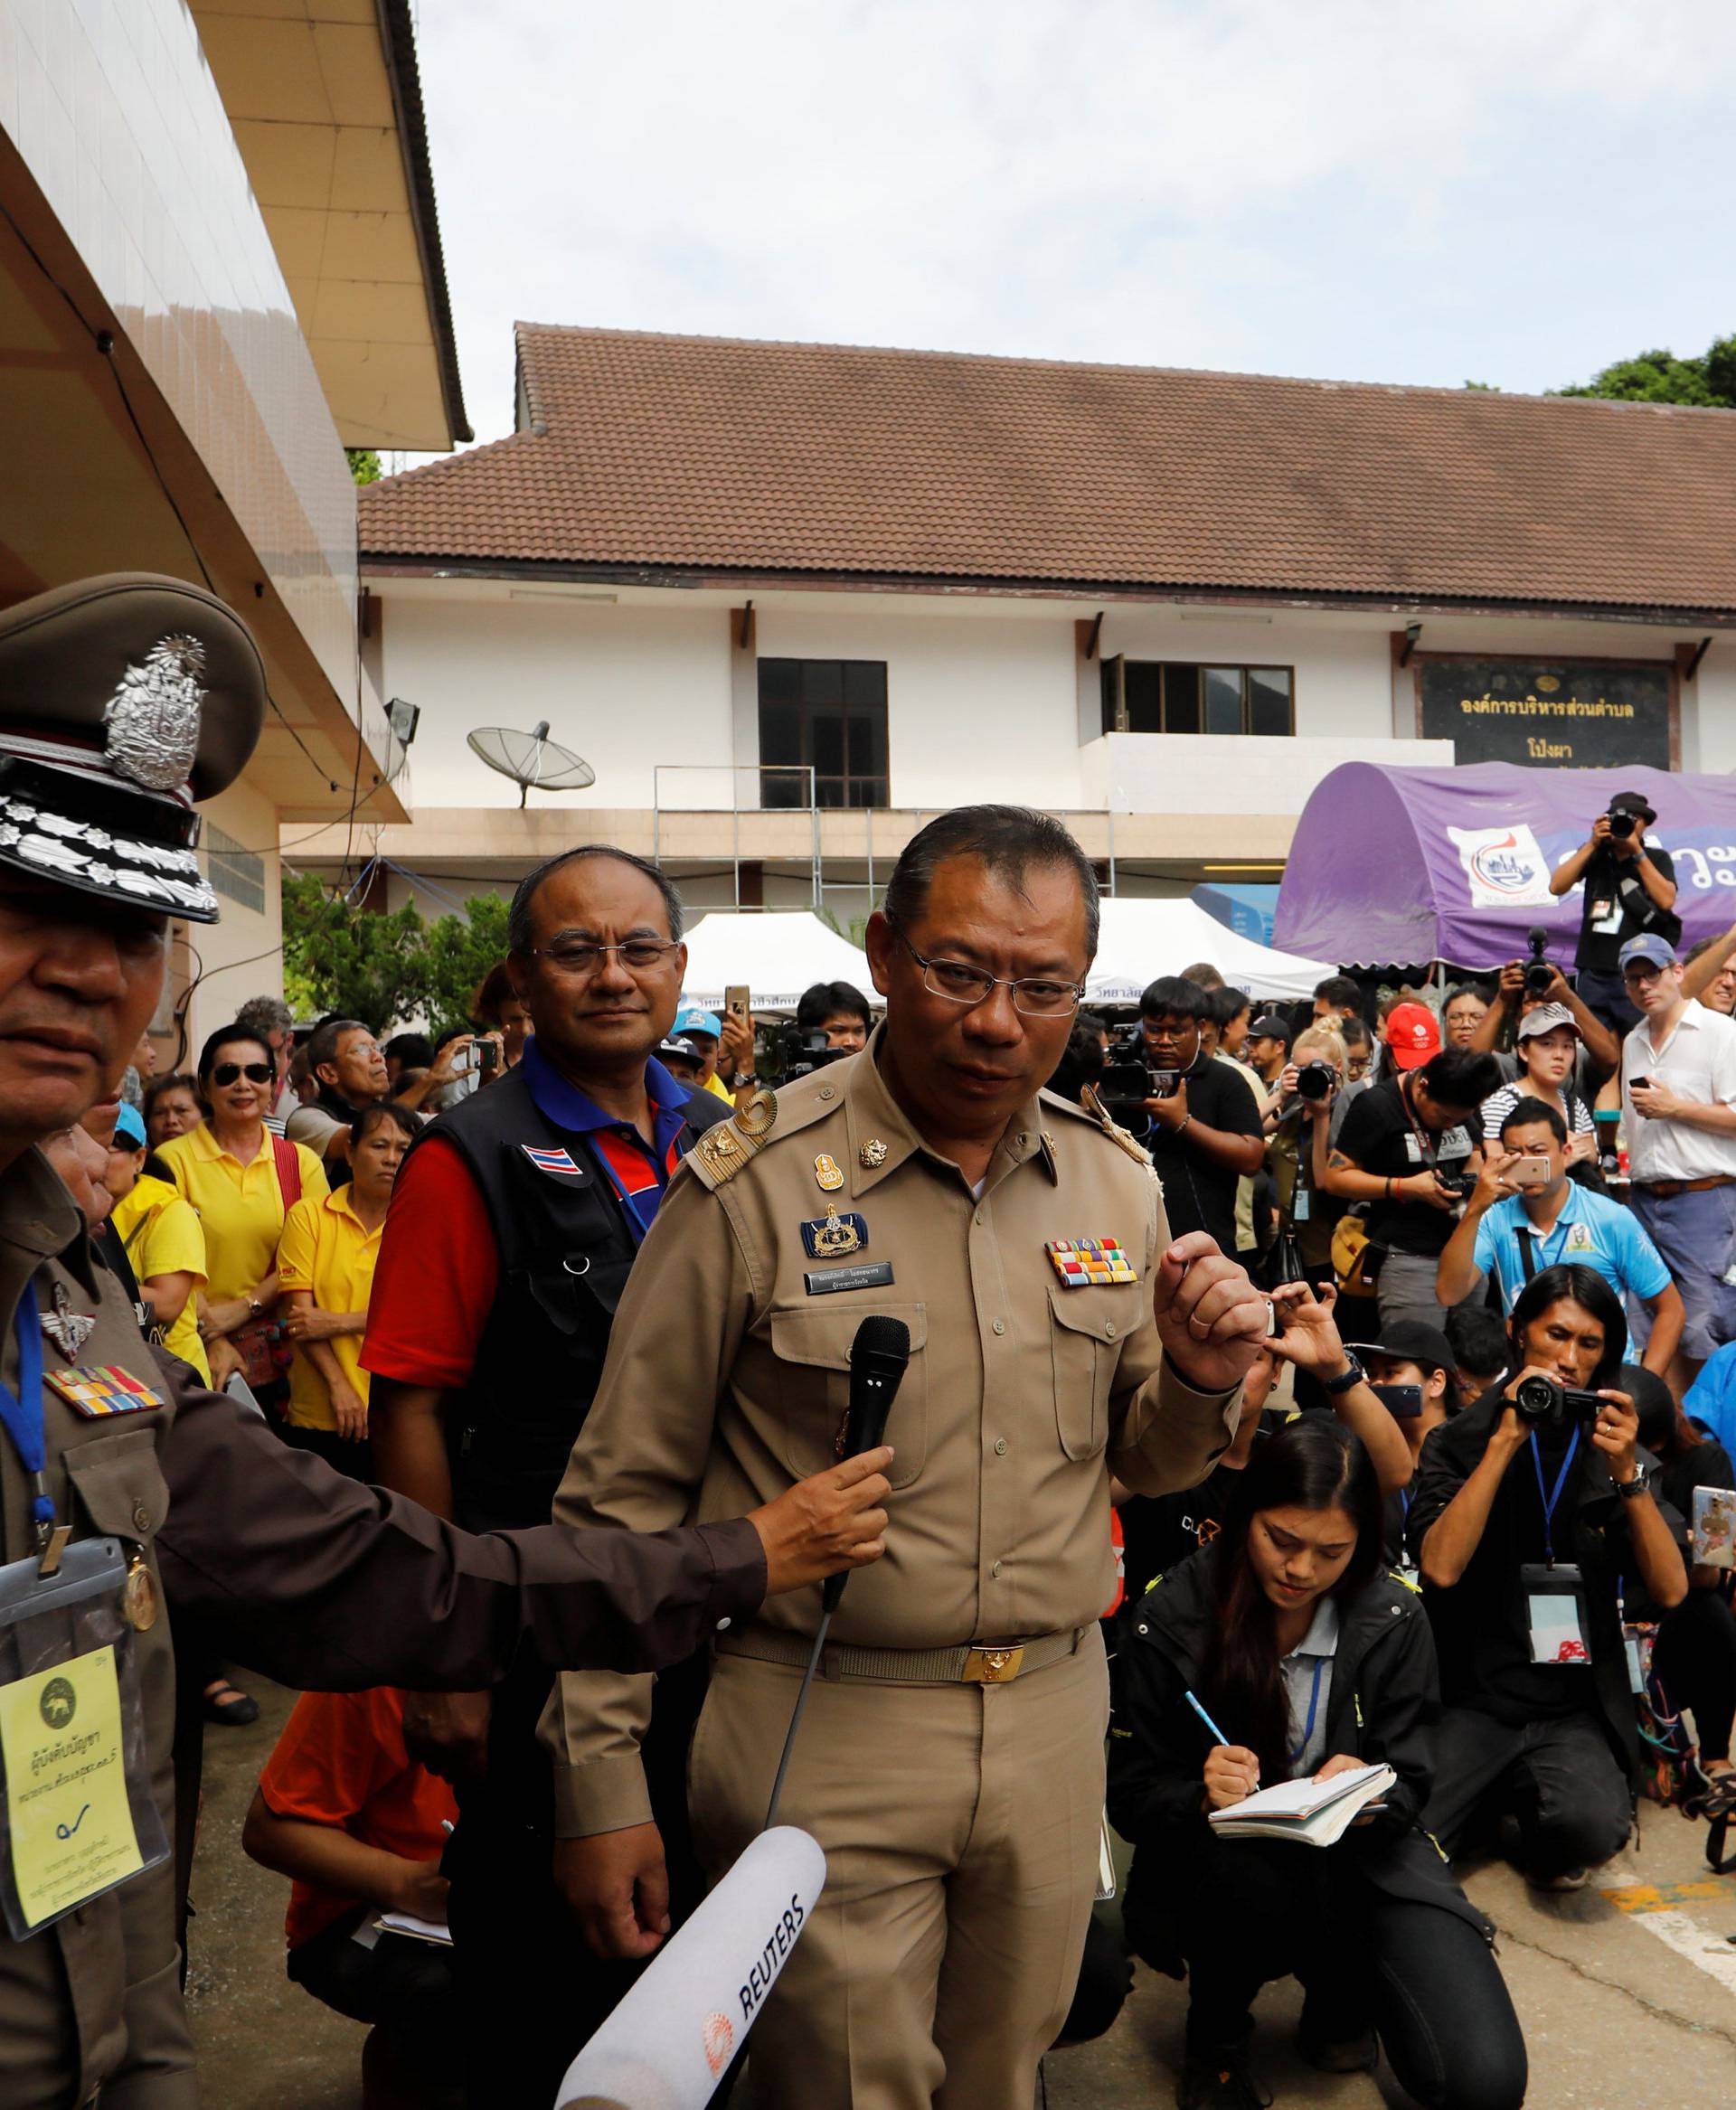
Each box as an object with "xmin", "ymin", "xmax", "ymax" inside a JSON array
[{"xmin": 1516, "ymin": 1228, "xmax": 1537, "ymax": 1284}]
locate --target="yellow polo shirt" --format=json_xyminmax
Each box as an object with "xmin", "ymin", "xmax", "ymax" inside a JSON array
[
  {"xmin": 108, "ymin": 1175, "xmax": 212, "ymax": 1386},
  {"xmin": 157, "ymin": 1125, "xmax": 328, "ymax": 1305},
  {"xmin": 276, "ymin": 1186, "xmax": 384, "ymax": 1431}
]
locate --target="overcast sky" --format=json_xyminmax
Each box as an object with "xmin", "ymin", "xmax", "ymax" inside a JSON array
[{"xmin": 408, "ymin": 0, "xmax": 1735, "ymax": 457}]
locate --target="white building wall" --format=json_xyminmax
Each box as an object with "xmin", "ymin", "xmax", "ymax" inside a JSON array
[
  {"xmin": 387, "ymin": 592, "xmax": 735, "ymax": 810},
  {"xmin": 752, "ymin": 606, "xmax": 1085, "ymax": 809}
]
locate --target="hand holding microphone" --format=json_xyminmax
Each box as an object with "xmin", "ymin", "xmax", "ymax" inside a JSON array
[
  {"xmin": 763, "ymin": 1315, "xmax": 910, "ymax": 1828},
  {"xmin": 748, "ymin": 1446, "xmax": 893, "ymax": 1596}
]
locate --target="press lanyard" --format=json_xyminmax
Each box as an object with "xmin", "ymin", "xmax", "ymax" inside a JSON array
[
  {"xmin": 1287, "ymin": 1653, "xmax": 1327, "ymax": 1769},
  {"xmin": 0, "ymin": 1280, "xmax": 57, "ymax": 1549},
  {"xmin": 1529, "ymin": 1427, "xmax": 1581, "ymax": 1567}
]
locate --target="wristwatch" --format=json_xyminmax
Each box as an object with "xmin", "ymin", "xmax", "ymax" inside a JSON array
[
  {"xmin": 730, "ymin": 1071, "xmax": 758, "ymax": 1090},
  {"xmin": 1322, "ymin": 1353, "xmax": 1365, "ymax": 1397},
  {"xmin": 1614, "ymin": 1467, "xmax": 1649, "ymax": 1499}
]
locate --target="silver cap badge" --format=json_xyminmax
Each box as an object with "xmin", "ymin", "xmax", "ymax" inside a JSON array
[{"xmin": 103, "ymin": 633, "xmax": 206, "ymax": 793}]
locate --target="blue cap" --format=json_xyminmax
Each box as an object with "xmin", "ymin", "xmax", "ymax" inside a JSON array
[
  {"xmin": 675, "ymin": 1005, "xmax": 722, "ymax": 1041},
  {"xmin": 112, "ymin": 1102, "xmax": 146, "ymax": 1146},
  {"xmin": 1618, "ymin": 933, "xmax": 1678, "ymax": 974}
]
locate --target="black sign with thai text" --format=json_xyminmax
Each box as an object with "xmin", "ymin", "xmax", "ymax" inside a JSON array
[{"xmin": 1420, "ymin": 657, "xmax": 1672, "ymax": 769}]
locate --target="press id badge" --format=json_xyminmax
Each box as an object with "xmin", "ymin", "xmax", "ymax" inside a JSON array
[
  {"xmin": 1590, "ymin": 897, "xmax": 1622, "ymax": 936},
  {"xmin": 1520, "ymin": 1562, "xmax": 1591, "ymax": 1667},
  {"xmin": 0, "ymin": 1537, "xmax": 168, "ymax": 1938}
]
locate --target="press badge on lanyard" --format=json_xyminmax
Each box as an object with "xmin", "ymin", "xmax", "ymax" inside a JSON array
[
  {"xmin": 1521, "ymin": 1427, "xmax": 1592, "ymax": 1667},
  {"xmin": 0, "ymin": 1281, "xmax": 167, "ymax": 1936}
]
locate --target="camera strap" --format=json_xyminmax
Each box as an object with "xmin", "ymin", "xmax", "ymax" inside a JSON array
[
  {"xmin": 1400, "ymin": 1078, "xmax": 1446, "ymax": 1178},
  {"xmin": 1529, "ymin": 1426, "xmax": 1581, "ymax": 1567},
  {"xmin": 1516, "ymin": 1229, "xmax": 1537, "ymax": 1284}
]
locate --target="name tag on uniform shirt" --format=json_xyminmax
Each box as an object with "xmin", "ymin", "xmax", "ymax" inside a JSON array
[
  {"xmin": 44, "ymin": 1366, "xmax": 167, "ymax": 1418},
  {"xmin": 805, "ymin": 1262, "xmax": 895, "ymax": 1296}
]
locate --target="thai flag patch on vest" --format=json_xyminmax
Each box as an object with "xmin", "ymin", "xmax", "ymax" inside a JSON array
[{"xmin": 521, "ymin": 1144, "xmax": 581, "ymax": 1175}]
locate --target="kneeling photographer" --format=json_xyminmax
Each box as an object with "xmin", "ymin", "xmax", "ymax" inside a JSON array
[
  {"xmin": 1408, "ymin": 1265, "xmax": 1687, "ymax": 1889},
  {"xmin": 1322, "ymin": 1037, "xmax": 1503, "ymax": 1331}
]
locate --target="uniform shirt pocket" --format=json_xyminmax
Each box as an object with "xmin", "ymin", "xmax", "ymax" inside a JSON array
[
  {"xmin": 766, "ymin": 1303, "xmax": 928, "ymax": 1488},
  {"xmin": 1048, "ymin": 1283, "xmax": 1132, "ymax": 1461},
  {"xmin": 64, "ymin": 1427, "xmax": 172, "ymax": 1542}
]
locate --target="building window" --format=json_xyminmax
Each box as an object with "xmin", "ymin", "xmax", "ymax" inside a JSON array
[
  {"xmin": 759, "ymin": 659, "xmax": 890, "ymax": 807},
  {"xmin": 203, "ymin": 823, "xmax": 265, "ymax": 916},
  {"xmin": 1099, "ymin": 660, "xmax": 1294, "ymax": 738}
]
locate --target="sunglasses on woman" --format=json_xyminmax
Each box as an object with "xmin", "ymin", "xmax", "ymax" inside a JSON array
[{"xmin": 212, "ymin": 1061, "xmax": 274, "ymax": 1088}]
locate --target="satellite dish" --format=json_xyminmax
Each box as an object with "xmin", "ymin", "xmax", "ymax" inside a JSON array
[{"xmin": 466, "ymin": 721, "xmax": 596, "ymax": 807}]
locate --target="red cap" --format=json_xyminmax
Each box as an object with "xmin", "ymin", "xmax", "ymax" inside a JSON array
[{"xmin": 1384, "ymin": 1001, "xmax": 1441, "ymax": 1070}]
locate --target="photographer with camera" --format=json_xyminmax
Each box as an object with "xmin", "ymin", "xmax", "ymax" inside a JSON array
[
  {"xmin": 1436, "ymin": 1100, "xmax": 1684, "ymax": 1371},
  {"xmin": 1322, "ymin": 1031, "xmax": 1502, "ymax": 1331},
  {"xmin": 1466, "ymin": 930, "xmax": 1621, "ymax": 1088},
  {"xmin": 1262, "ymin": 1025, "xmax": 1346, "ymax": 1285},
  {"xmin": 795, "ymin": 976, "xmax": 873, "ymax": 1052},
  {"xmin": 1409, "ymin": 1258, "xmax": 1687, "ymax": 1890},
  {"xmin": 1409, "ymin": 1263, "xmax": 1686, "ymax": 1889},
  {"xmin": 1130, "ymin": 975, "xmax": 1267, "ymax": 1253},
  {"xmin": 1548, "ymin": 788, "xmax": 1679, "ymax": 1035},
  {"xmin": 1618, "ymin": 930, "xmax": 1736, "ymax": 1394}
]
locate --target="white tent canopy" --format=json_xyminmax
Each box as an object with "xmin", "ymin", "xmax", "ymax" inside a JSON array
[
  {"xmin": 1085, "ymin": 897, "xmax": 1335, "ymax": 1006},
  {"xmin": 679, "ymin": 911, "xmax": 877, "ymax": 1014}
]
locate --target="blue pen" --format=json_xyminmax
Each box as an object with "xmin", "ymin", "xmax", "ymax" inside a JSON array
[{"xmin": 1184, "ymin": 1690, "xmax": 1231, "ymax": 1747}]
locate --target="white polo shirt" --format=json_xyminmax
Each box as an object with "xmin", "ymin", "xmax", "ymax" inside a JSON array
[{"xmin": 1622, "ymin": 998, "xmax": 1736, "ymax": 1182}]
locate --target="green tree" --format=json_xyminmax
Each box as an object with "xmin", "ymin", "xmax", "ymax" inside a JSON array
[
  {"xmin": 346, "ymin": 447, "xmax": 382, "ymax": 485},
  {"xmin": 419, "ymin": 893, "xmax": 514, "ymax": 1031},
  {"xmin": 1554, "ymin": 334, "xmax": 1736, "ymax": 407},
  {"xmin": 281, "ymin": 871, "xmax": 429, "ymax": 1031}
]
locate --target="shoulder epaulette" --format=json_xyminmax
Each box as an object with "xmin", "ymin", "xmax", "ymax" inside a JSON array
[
  {"xmin": 690, "ymin": 1086, "xmax": 779, "ymax": 1188},
  {"xmin": 1080, "ymin": 1083, "xmax": 1156, "ymax": 1168}
]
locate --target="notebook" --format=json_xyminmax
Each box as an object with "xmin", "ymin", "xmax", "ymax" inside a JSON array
[{"xmin": 1207, "ymin": 1762, "xmax": 1395, "ymax": 1846}]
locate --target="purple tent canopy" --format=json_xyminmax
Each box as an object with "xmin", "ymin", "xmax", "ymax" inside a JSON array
[{"xmin": 1273, "ymin": 762, "xmax": 1736, "ymax": 971}]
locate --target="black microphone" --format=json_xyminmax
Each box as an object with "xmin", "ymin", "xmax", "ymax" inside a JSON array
[
  {"xmin": 822, "ymin": 1314, "xmax": 910, "ymax": 1612},
  {"xmin": 764, "ymin": 1314, "xmax": 910, "ymax": 1828}
]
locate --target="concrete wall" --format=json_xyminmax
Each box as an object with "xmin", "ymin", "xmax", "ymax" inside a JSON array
[{"xmin": 0, "ymin": 0, "xmax": 360, "ymax": 710}]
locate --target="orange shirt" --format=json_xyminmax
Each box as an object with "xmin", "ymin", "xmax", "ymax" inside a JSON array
[{"xmin": 256, "ymin": 1687, "xmax": 458, "ymax": 1950}]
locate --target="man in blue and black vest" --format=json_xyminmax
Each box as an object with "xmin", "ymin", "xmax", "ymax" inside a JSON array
[{"xmin": 366, "ymin": 843, "xmax": 731, "ymax": 2105}]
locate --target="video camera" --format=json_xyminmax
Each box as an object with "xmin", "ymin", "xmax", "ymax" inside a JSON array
[
  {"xmin": 1096, "ymin": 1025, "xmax": 1179, "ymax": 1116},
  {"xmin": 761, "ymin": 1022, "xmax": 854, "ymax": 1087},
  {"xmin": 1513, "ymin": 1372, "xmax": 1601, "ymax": 1429},
  {"xmin": 1523, "ymin": 926, "xmax": 1554, "ymax": 999}
]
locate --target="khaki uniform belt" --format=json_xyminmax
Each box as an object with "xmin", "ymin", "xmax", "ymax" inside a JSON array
[{"xmin": 716, "ymin": 1621, "xmax": 1087, "ymax": 1685}]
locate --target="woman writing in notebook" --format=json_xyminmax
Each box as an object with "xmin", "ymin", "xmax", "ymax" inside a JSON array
[{"xmin": 1109, "ymin": 1418, "xmax": 1525, "ymax": 2110}]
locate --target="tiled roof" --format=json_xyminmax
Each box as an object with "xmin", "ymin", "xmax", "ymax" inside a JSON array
[{"xmin": 359, "ymin": 325, "xmax": 1736, "ymax": 612}]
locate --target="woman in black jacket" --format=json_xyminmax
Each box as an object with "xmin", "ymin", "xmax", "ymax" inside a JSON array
[{"xmin": 1109, "ymin": 1418, "xmax": 1525, "ymax": 2110}]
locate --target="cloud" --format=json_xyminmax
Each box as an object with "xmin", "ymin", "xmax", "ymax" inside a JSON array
[{"xmin": 408, "ymin": 0, "xmax": 1736, "ymax": 456}]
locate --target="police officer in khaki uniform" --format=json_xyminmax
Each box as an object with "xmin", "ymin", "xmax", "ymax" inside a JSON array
[
  {"xmin": 0, "ymin": 572, "xmax": 890, "ymax": 2106},
  {"xmin": 545, "ymin": 805, "xmax": 1269, "ymax": 2109}
]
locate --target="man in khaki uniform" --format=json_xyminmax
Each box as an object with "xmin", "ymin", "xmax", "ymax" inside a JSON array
[
  {"xmin": 0, "ymin": 573, "xmax": 889, "ymax": 2106},
  {"xmin": 547, "ymin": 806, "xmax": 1269, "ymax": 2107}
]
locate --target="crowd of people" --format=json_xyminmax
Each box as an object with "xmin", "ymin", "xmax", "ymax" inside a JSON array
[{"xmin": 8, "ymin": 592, "xmax": 1736, "ymax": 2110}]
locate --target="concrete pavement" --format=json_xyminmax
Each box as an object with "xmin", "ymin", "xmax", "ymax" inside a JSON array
[{"xmin": 188, "ymin": 1680, "xmax": 1735, "ymax": 2107}]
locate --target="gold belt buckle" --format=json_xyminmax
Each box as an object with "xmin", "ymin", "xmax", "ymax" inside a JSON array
[{"xmin": 963, "ymin": 1644, "xmax": 1025, "ymax": 1683}]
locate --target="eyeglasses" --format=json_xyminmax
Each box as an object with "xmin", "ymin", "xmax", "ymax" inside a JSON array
[
  {"xmin": 212, "ymin": 1061, "xmax": 273, "ymax": 1088},
  {"xmin": 527, "ymin": 938, "xmax": 681, "ymax": 976},
  {"xmin": 894, "ymin": 930, "xmax": 1083, "ymax": 1019}
]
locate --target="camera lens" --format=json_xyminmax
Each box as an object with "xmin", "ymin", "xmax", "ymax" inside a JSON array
[
  {"xmin": 1296, "ymin": 1060, "xmax": 1334, "ymax": 1101},
  {"xmin": 1514, "ymin": 1374, "xmax": 1560, "ymax": 1423},
  {"xmin": 1608, "ymin": 810, "xmax": 1636, "ymax": 839}
]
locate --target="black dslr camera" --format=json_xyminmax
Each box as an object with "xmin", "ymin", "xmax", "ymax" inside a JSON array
[
  {"xmin": 1294, "ymin": 1059, "xmax": 1335, "ymax": 1103},
  {"xmin": 1513, "ymin": 1373, "xmax": 1602, "ymax": 1429},
  {"xmin": 1607, "ymin": 807, "xmax": 1637, "ymax": 841},
  {"xmin": 1097, "ymin": 1026, "xmax": 1178, "ymax": 1116},
  {"xmin": 1523, "ymin": 926, "xmax": 1554, "ymax": 998}
]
